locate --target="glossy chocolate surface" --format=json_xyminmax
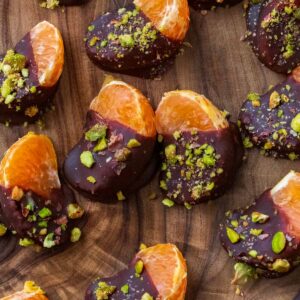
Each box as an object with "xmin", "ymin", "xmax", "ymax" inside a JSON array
[
  {"xmin": 220, "ymin": 190, "xmax": 300, "ymax": 278},
  {"xmin": 0, "ymin": 184, "xmax": 83, "ymax": 248},
  {"xmin": 85, "ymin": 4, "xmax": 180, "ymax": 79},
  {"xmin": 85, "ymin": 258, "xmax": 158, "ymax": 300},
  {"xmin": 63, "ymin": 110, "xmax": 157, "ymax": 202},
  {"xmin": 189, "ymin": 0, "xmax": 242, "ymax": 10},
  {"xmin": 239, "ymin": 74, "xmax": 300, "ymax": 158},
  {"xmin": 159, "ymin": 123, "xmax": 243, "ymax": 205},
  {"xmin": 0, "ymin": 33, "xmax": 58, "ymax": 125},
  {"xmin": 246, "ymin": 0, "xmax": 300, "ymax": 73}
]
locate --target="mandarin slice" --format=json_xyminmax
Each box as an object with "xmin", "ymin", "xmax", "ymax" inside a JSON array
[
  {"xmin": 156, "ymin": 90, "xmax": 228, "ymax": 135},
  {"xmin": 30, "ymin": 21, "xmax": 64, "ymax": 87},
  {"xmin": 90, "ymin": 76, "xmax": 156, "ymax": 138},
  {"xmin": 0, "ymin": 132, "xmax": 60, "ymax": 198},
  {"xmin": 133, "ymin": 0, "xmax": 190, "ymax": 41}
]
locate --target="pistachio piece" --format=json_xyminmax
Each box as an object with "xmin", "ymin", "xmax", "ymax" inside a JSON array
[
  {"xmin": 141, "ymin": 293, "xmax": 153, "ymax": 300},
  {"xmin": 80, "ymin": 151, "xmax": 95, "ymax": 168},
  {"xmin": 38, "ymin": 207, "xmax": 52, "ymax": 218},
  {"xmin": 127, "ymin": 138, "xmax": 141, "ymax": 148},
  {"xmin": 67, "ymin": 203, "xmax": 84, "ymax": 219},
  {"xmin": 43, "ymin": 232, "xmax": 56, "ymax": 248},
  {"xmin": 251, "ymin": 211, "xmax": 269, "ymax": 223},
  {"xmin": 226, "ymin": 227, "xmax": 240, "ymax": 244},
  {"xmin": 0, "ymin": 223, "xmax": 7, "ymax": 237},
  {"xmin": 121, "ymin": 284, "xmax": 129, "ymax": 294},
  {"xmin": 70, "ymin": 227, "xmax": 82, "ymax": 243},
  {"xmin": 135, "ymin": 260, "xmax": 144, "ymax": 277},
  {"xmin": 291, "ymin": 113, "xmax": 300, "ymax": 133},
  {"xmin": 269, "ymin": 91, "xmax": 281, "ymax": 109},
  {"xmin": 95, "ymin": 282, "xmax": 116, "ymax": 300},
  {"xmin": 272, "ymin": 231, "xmax": 286, "ymax": 254},
  {"xmin": 272, "ymin": 259, "xmax": 290, "ymax": 273}
]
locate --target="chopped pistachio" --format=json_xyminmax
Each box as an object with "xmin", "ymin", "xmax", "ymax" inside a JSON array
[
  {"xmin": 139, "ymin": 243, "xmax": 147, "ymax": 250},
  {"xmin": 89, "ymin": 36, "xmax": 99, "ymax": 47},
  {"xmin": 95, "ymin": 282, "xmax": 116, "ymax": 299},
  {"xmin": 88, "ymin": 25, "xmax": 95, "ymax": 31},
  {"xmin": 141, "ymin": 293, "xmax": 153, "ymax": 300},
  {"xmin": 119, "ymin": 34, "xmax": 135, "ymax": 48},
  {"xmin": 87, "ymin": 176, "xmax": 97, "ymax": 184},
  {"xmin": 70, "ymin": 227, "xmax": 81, "ymax": 243},
  {"xmin": 251, "ymin": 211, "xmax": 269, "ymax": 223},
  {"xmin": 291, "ymin": 113, "xmax": 300, "ymax": 133},
  {"xmin": 269, "ymin": 91, "xmax": 281, "ymax": 109},
  {"xmin": 80, "ymin": 151, "xmax": 95, "ymax": 168},
  {"xmin": 127, "ymin": 139, "xmax": 141, "ymax": 148},
  {"xmin": 0, "ymin": 223, "xmax": 7, "ymax": 236},
  {"xmin": 38, "ymin": 207, "xmax": 52, "ymax": 218},
  {"xmin": 21, "ymin": 68, "xmax": 29, "ymax": 77},
  {"xmin": 231, "ymin": 262, "xmax": 257, "ymax": 285},
  {"xmin": 30, "ymin": 86, "xmax": 37, "ymax": 93},
  {"xmin": 226, "ymin": 227, "xmax": 240, "ymax": 244},
  {"xmin": 248, "ymin": 250, "xmax": 258, "ymax": 258},
  {"xmin": 288, "ymin": 152, "xmax": 298, "ymax": 161},
  {"xmin": 162, "ymin": 198, "xmax": 174, "ymax": 207},
  {"xmin": 43, "ymin": 233, "xmax": 56, "ymax": 248},
  {"xmin": 250, "ymin": 228, "xmax": 263, "ymax": 236},
  {"xmin": 135, "ymin": 260, "xmax": 144, "ymax": 276},
  {"xmin": 117, "ymin": 191, "xmax": 126, "ymax": 201},
  {"xmin": 67, "ymin": 203, "xmax": 84, "ymax": 219},
  {"xmin": 173, "ymin": 131, "xmax": 181, "ymax": 140},
  {"xmin": 184, "ymin": 202, "xmax": 192, "ymax": 210},
  {"xmin": 231, "ymin": 220, "xmax": 238, "ymax": 228},
  {"xmin": 157, "ymin": 135, "xmax": 163, "ymax": 143},
  {"xmin": 121, "ymin": 284, "xmax": 129, "ymax": 294},
  {"xmin": 38, "ymin": 221, "xmax": 48, "ymax": 228},
  {"xmin": 114, "ymin": 148, "xmax": 131, "ymax": 161},
  {"xmin": 85, "ymin": 124, "xmax": 107, "ymax": 142},
  {"xmin": 19, "ymin": 238, "xmax": 34, "ymax": 247},
  {"xmin": 94, "ymin": 137, "xmax": 107, "ymax": 152},
  {"xmin": 272, "ymin": 259, "xmax": 290, "ymax": 273},
  {"xmin": 165, "ymin": 144, "xmax": 176, "ymax": 161},
  {"xmin": 272, "ymin": 231, "xmax": 286, "ymax": 254}
]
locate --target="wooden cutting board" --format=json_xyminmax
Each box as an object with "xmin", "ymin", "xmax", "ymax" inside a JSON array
[{"xmin": 0, "ymin": 0, "xmax": 298, "ymax": 299}]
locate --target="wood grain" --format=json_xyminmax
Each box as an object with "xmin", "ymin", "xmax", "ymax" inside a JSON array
[{"xmin": 0, "ymin": 0, "xmax": 299, "ymax": 299}]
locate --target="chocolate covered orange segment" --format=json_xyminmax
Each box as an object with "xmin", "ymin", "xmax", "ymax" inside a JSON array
[
  {"xmin": 156, "ymin": 90, "xmax": 243, "ymax": 206},
  {"xmin": 90, "ymin": 77, "xmax": 156, "ymax": 138},
  {"xmin": 85, "ymin": 243, "xmax": 187, "ymax": 300},
  {"xmin": 0, "ymin": 281, "xmax": 48, "ymax": 300},
  {"xmin": 85, "ymin": 0, "xmax": 189, "ymax": 78},
  {"xmin": 0, "ymin": 132, "xmax": 60, "ymax": 199},
  {"xmin": 0, "ymin": 133, "xmax": 84, "ymax": 249},
  {"xmin": 133, "ymin": 0, "xmax": 190, "ymax": 41},
  {"xmin": 239, "ymin": 67, "xmax": 300, "ymax": 159},
  {"xmin": 63, "ymin": 77, "xmax": 157, "ymax": 201},
  {"xmin": 0, "ymin": 21, "xmax": 64, "ymax": 125},
  {"xmin": 220, "ymin": 171, "xmax": 300, "ymax": 279}
]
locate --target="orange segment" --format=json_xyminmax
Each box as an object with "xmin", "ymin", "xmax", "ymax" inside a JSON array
[
  {"xmin": 30, "ymin": 21, "xmax": 64, "ymax": 87},
  {"xmin": 0, "ymin": 132, "xmax": 60, "ymax": 198},
  {"xmin": 155, "ymin": 90, "xmax": 229, "ymax": 135},
  {"xmin": 137, "ymin": 243, "xmax": 187, "ymax": 300},
  {"xmin": 133, "ymin": 0, "xmax": 190, "ymax": 41},
  {"xmin": 90, "ymin": 76, "xmax": 156, "ymax": 138},
  {"xmin": 271, "ymin": 171, "xmax": 300, "ymax": 239},
  {"xmin": 1, "ymin": 281, "xmax": 48, "ymax": 300}
]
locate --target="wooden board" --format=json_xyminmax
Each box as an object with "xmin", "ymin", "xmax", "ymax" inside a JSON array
[{"xmin": 0, "ymin": 0, "xmax": 299, "ymax": 299}]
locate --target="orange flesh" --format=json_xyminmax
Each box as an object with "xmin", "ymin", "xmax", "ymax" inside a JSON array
[
  {"xmin": 30, "ymin": 21, "xmax": 64, "ymax": 87},
  {"xmin": 90, "ymin": 77, "xmax": 156, "ymax": 138},
  {"xmin": 0, "ymin": 293, "xmax": 48, "ymax": 300},
  {"xmin": 133, "ymin": 0, "xmax": 190, "ymax": 41},
  {"xmin": 0, "ymin": 132, "xmax": 60, "ymax": 199},
  {"xmin": 137, "ymin": 243, "xmax": 187, "ymax": 300},
  {"xmin": 271, "ymin": 171, "xmax": 300, "ymax": 239},
  {"xmin": 155, "ymin": 90, "xmax": 228, "ymax": 135}
]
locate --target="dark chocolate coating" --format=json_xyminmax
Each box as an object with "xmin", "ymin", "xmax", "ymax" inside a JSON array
[
  {"xmin": 63, "ymin": 110, "xmax": 157, "ymax": 202},
  {"xmin": 0, "ymin": 184, "xmax": 83, "ymax": 248},
  {"xmin": 219, "ymin": 190, "xmax": 300, "ymax": 278},
  {"xmin": 189, "ymin": 0, "xmax": 242, "ymax": 11},
  {"xmin": 0, "ymin": 33, "xmax": 58, "ymax": 125},
  {"xmin": 239, "ymin": 74, "xmax": 300, "ymax": 158},
  {"xmin": 159, "ymin": 123, "xmax": 243, "ymax": 205},
  {"xmin": 60, "ymin": 0, "xmax": 88, "ymax": 5},
  {"xmin": 85, "ymin": 4, "xmax": 181, "ymax": 79},
  {"xmin": 85, "ymin": 258, "xmax": 158, "ymax": 300},
  {"xmin": 246, "ymin": 0, "xmax": 300, "ymax": 73}
]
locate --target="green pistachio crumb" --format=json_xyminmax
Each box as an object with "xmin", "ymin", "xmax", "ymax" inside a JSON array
[
  {"xmin": 121, "ymin": 284, "xmax": 129, "ymax": 294},
  {"xmin": 231, "ymin": 220, "xmax": 238, "ymax": 228},
  {"xmin": 291, "ymin": 113, "xmax": 300, "ymax": 133},
  {"xmin": 114, "ymin": 148, "xmax": 131, "ymax": 161},
  {"xmin": 127, "ymin": 139, "xmax": 141, "ymax": 148},
  {"xmin": 135, "ymin": 260, "xmax": 144, "ymax": 276},
  {"xmin": 173, "ymin": 131, "xmax": 181, "ymax": 140},
  {"xmin": 95, "ymin": 282, "xmax": 116, "ymax": 299},
  {"xmin": 184, "ymin": 202, "xmax": 192, "ymax": 210},
  {"xmin": 162, "ymin": 198, "xmax": 174, "ymax": 208},
  {"xmin": 94, "ymin": 137, "xmax": 107, "ymax": 152},
  {"xmin": 88, "ymin": 25, "xmax": 95, "ymax": 32},
  {"xmin": 100, "ymin": 40, "xmax": 108, "ymax": 47},
  {"xmin": 251, "ymin": 212, "xmax": 269, "ymax": 223},
  {"xmin": 157, "ymin": 135, "xmax": 163, "ymax": 143},
  {"xmin": 70, "ymin": 227, "xmax": 81, "ymax": 243},
  {"xmin": 85, "ymin": 124, "xmax": 107, "ymax": 142},
  {"xmin": 0, "ymin": 223, "xmax": 7, "ymax": 236},
  {"xmin": 272, "ymin": 259, "xmax": 290, "ymax": 273},
  {"xmin": 19, "ymin": 238, "xmax": 34, "ymax": 247},
  {"xmin": 160, "ymin": 180, "xmax": 167, "ymax": 191},
  {"xmin": 117, "ymin": 191, "xmax": 126, "ymax": 201},
  {"xmin": 119, "ymin": 34, "xmax": 135, "ymax": 48},
  {"xmin": 141, "ymin": 293, "xmax": 153, "ymax": 300},
  {"xmin": 248, "ymin": 250, "xmax": 258, "ymax": 258},
  {"xmin": 231, "ymin": 262, "xmax": 257, "ymax": 286},
  {"xmin": 226, "ymin": 227, "xmax": 240, "ymax": 244},
  {"xmin": 165, "ymin": 144, "xmax": 176, "ymax": 162},
  {"xmin": 43, "ymin": 232, "xmax": 56, "ymax": 248},
  {"xmin": 80, "ymin": 151, "xmax": 95, "ymax": 168},
  {"xmin": 67, "ymin": 203, "xmax": 84, "ymax": 219},
  {"xmin": 288, "ymin": 152, "xmax": 298, "ymax": 161},
  {"xmin": 21, "ymin": 68, "xmax": 29, "ymax": 77},
  {"xmin": 38, "ymin": 221, "xmax": 48, "ymax": 228},
  {"xmin": 30, "ymin": 86, "xmax": 37, "ymax": 94},
  {"xmin": 247, "ymin": 92, "xmax": 260, "ymax": 106},
  {"xmin": 87, "ymin": 176, "xmax": 97, "ymax": 184},
  {"xmin": 269, "ymin": 91, "xmax": 281, "ymax": 109},
  {"xmin": 272, "ymin": 231, "xmax": 286, "ymax": 254},
  {"xmin": 89, "ymin": 36, "xmax": 100, "ymax": 47},
  {"xmin": 38, "ymin": 207, "xmax": 52, "ymax": 218},
  {"xmin": 250, "ymin": 228, "xmax": 263, "ymax": 236}
]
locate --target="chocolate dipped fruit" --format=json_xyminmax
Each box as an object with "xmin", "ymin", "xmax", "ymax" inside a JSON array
[
  {"xmin": 155, "ymin": 90, "xmax": 243, "ymax": 207},
  {"xmin": 189, "ymin": 0, "xmax": 242, "ymax": 11},
  {"xmin": 39, "ymin": 0, "xmax": 88, "ymax": 8},
  {"xmin": 63, "ymin": 77, "xmax": 157, "ymax": 202},
  {"xmin": 246, "ymin": 0, "xmax": 300, "ymax": 74},
  {"xmin": 0, "ymin": 281, "xmax": 48, "ymax": 300},
  {"xmin": 239, "ymin": 66, "xmax": 300, "ymax": 159},
  {"xmin": 0, "ymin": 132, "xmax": 84, "ymax": 249},
  {"xmin": 0, "ymin": 21, "xmax": 64, "ymax": 125},
  {"xmin": 220, "ymin": 171, "xmax": 300, "ymax": 280},
  {"xmin": 85, "ymin": 0, "xmax": 190, "ymax": 78},
  {"xmin": 85, "ymin": 243, "xmax": 187, "ymax": 300}
]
